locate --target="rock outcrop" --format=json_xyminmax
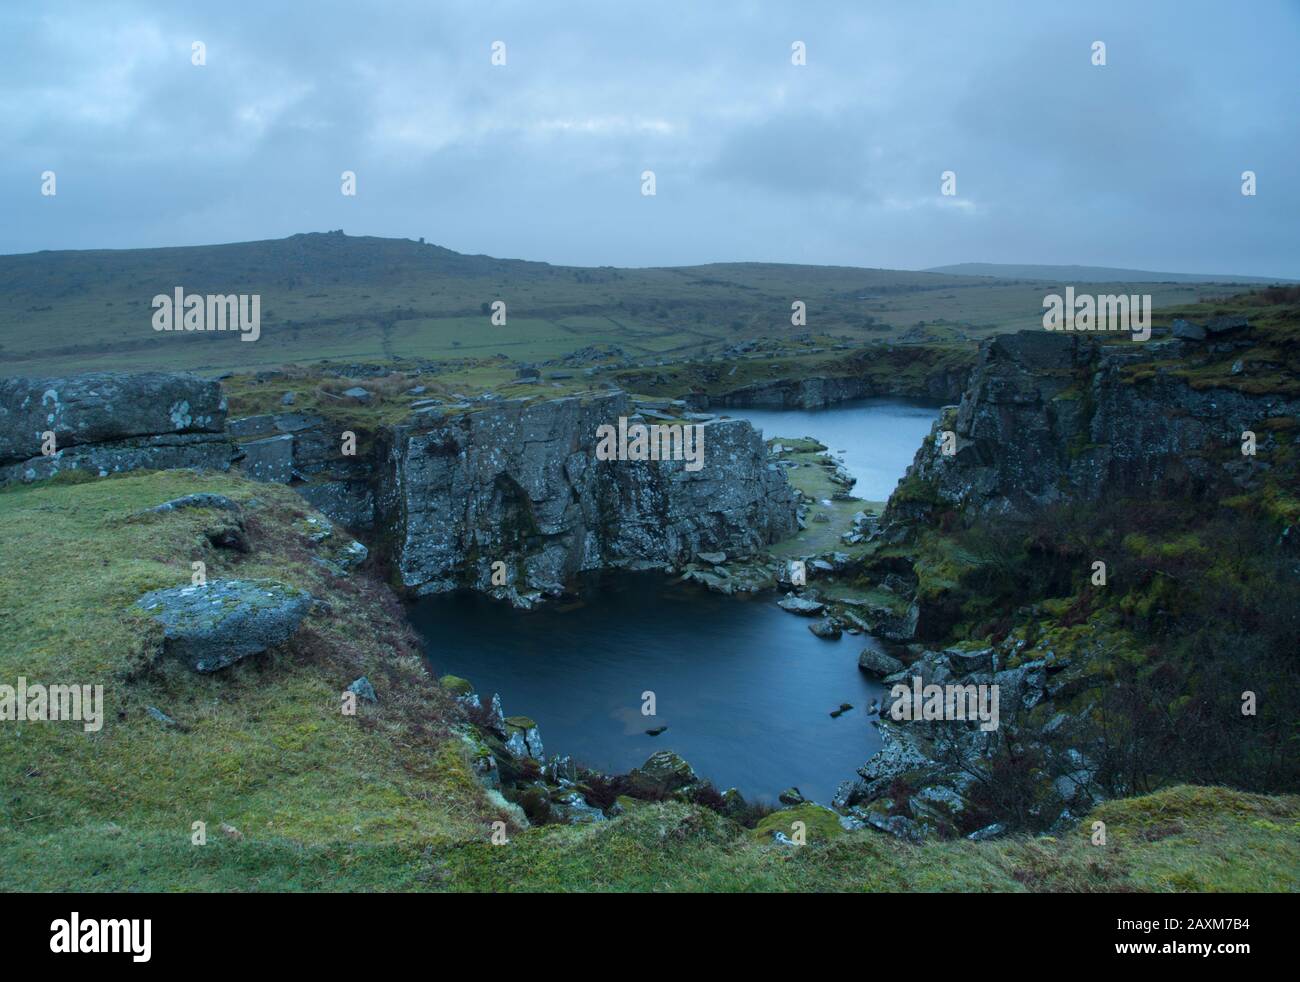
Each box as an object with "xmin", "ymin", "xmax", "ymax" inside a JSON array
[
  {"xmin": 379, "ymin": 392, "xmax": 798, "ymax": 602},
  {"xmin": 0, "ymin": 372, "xmax": 230, "ymax": 483},
  {"xmin": 891, "ymin": 330, "xmax": 1300, "ymax": 521}
]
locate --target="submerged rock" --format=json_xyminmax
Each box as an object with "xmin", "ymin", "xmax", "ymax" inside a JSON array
[{"xmin": 135, "ymin": 578, "xmax": 314, "ymax": 673}]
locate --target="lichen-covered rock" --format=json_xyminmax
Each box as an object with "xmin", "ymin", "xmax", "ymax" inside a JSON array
[
  {"xmin": 135, "ymin": 578, "xmax": 313, "ymax": 672},
  {"xmin": 144, "ymin": 493, "xmax": 242, "ymax": 515},
  {"xmin": 857, "ymin": 720, "xmax": 931, "ymax": 786},
  {"xmin": 228, "ymin": 411, "xmax": 375, "ymax": 527},
  {"xmin": 967, "ymin": 822, "xmax": 1007, "ymax": 841},
  {"xmin": 503, "ymin": 716, "xmax": 544, "ymax": 760},
  {"xmin": 140, "ymin": 493, "xmax": 249, "ymax": 552},
  {"xmin": 0, "ymin": 372, "xmax": 227, "ymax": 465},
  {"xmin": 551, "ymin": 790, "xmax": 607, "ymax": 824},
  {"xmin": 235, "ymin": 433, "xmax": 294, "ymax": 483}
]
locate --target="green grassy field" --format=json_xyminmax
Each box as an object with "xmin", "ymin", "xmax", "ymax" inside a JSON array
[{"xmin": 0, "ymin": 231, "xmax": 1259, "ymax": 378}]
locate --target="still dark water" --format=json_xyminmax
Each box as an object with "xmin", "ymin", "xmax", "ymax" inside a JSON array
[
  {"xmin": 410, "ymin": 399, "xmax": 942, "ymax": 804},
  {"xmin": 413, "ymin": 573, "xmax": 887, "ymax": 804}
]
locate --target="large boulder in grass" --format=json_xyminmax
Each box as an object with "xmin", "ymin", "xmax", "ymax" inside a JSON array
[
  {"xmin": 141, "ymin": 493, "xmax": 249, "ymax": 552},
  {"xmin": 135, "ymin": 578, "xmax": 314, "ymax": 672}
]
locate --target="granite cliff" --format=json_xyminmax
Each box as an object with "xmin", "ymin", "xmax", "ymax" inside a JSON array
[
  {"xmin": 891, "ymin": 328, "xmax": 1299, "ymax": 521},
  {"xmin": 378, "ymin": 391, "xmax": 798, "ymax": 604}
]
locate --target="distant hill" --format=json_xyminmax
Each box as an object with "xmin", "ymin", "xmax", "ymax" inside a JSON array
[
  {"xmin": 923, "ymin": 262, "xmax": 1295, "ymax": 285},
  {"xmin": 0, "ymin": 232, "xmax": 1263, "ymax": 376}
]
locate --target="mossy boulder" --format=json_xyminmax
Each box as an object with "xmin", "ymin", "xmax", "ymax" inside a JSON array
[
  {"xmin": 625, "ymin": 750, "xmax": 698, "ymax": 796},
  {"xmin": 135, "ymin": 578, "xmax": 313, "ymax": 672},
  {"xmin": 440, "ymin": 674, "xmax": 474, "ymax": 697},
  {"xmin": 752, "ymin": 803, "xmax": 845, "ymax": 844}
]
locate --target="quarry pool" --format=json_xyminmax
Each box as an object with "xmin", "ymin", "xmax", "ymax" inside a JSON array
[
  {"xmin": 411, "ymin": 398, "xmax": 942, "ymax": 804},
  {"xmin": 413, "ymin": 571, "xmax": 888, "ymax": 804}
]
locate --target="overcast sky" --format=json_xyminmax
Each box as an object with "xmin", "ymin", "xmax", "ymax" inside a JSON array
[{"xmin": 2, "ymin": 0, "xmax": 1296, "ymax": 276}]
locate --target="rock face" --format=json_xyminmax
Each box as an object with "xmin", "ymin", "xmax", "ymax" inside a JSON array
[
  {"xmin": 892, "ymin": 330, "xmax": 1300, "ymax": 520},
  {"xmin": 379, "ymin": 392, "xmax": 798, "ymax": 602},
  {"xmin": 0, "ymin": 372, "xmax": 230, "ymax": 482},
  {"xmin": 135, "ymin": 578, "xmax": 314, "ymax": 672},
  {"xmin": 701, "ymin": 359, "xmax": 971, "ymax": 410},
  {"xmin": 227, "ymin": 412, "xmax": 374, "ymax": 526}
]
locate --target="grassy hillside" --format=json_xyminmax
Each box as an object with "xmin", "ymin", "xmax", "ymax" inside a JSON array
[
  {"xmin": 0, "ymin": 469, "xmax": 506, "ymax": 889},
  {"xmin": 0, "ymin": 469, "xmax": 1296, "ymax": 891},
  {"xmin": 0, "ymin": 232, "xmax": 1248, "ymax": 377},
  {"xmin": 926, "ymin": 262, "xmax": 1294, "ymax": 284}
]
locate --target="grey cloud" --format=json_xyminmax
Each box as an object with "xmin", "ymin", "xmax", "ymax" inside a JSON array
[{"xmin": 0, "ymin": 0, "xmax": 1295, "ymax": 277}]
